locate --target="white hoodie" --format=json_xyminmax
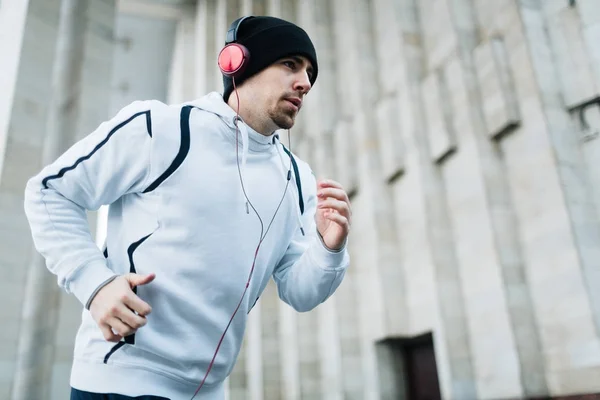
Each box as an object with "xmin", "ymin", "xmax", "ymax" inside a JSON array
[{"xmin": 23, "ymin": 92, "xmax": 349, "ymax": 399}]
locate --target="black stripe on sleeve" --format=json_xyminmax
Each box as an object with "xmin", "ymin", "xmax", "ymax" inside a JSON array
[{"xmin": 41, "ymin": 110, "xmax": 151, "ymax": 189}]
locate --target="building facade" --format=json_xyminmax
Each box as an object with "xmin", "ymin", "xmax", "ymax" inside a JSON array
[{"xmin": 1, "ymin": 0, "xmax": 600, "ymax": 399}]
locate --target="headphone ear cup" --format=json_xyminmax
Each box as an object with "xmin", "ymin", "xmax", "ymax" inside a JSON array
[{"xmin": 218, "ymin": 44, "xmax": 250, "ymax": 78}]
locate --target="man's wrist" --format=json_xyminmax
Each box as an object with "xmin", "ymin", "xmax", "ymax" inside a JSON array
[
  {"xmin": 316, "ymin": 229, "xmax": 346, "ymax": 253},
  {"xmin": 85, "ymin": 275, "xmax": 118, "ymax": 310}
]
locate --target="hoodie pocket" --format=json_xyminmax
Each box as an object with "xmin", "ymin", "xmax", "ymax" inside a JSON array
[{"xmin": 103, "ymin": 231, "xmax": 154, "ymax": 364}]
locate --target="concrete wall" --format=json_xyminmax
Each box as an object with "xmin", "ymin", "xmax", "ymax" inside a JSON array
[
  {"xmin": 216, "ymin": 0, "xmax": 600, "ymax": 399},
  {"xmin": 1, "ymin": 0, "xmax": 600, "ymax": 398}
]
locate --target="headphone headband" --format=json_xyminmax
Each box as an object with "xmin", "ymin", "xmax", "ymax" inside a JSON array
[{"xmin": 225, "ymin": 16, "xmax": 254, "ymax": 44}]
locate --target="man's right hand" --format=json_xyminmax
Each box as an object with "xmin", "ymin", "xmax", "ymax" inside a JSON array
[{"xmin": 89, "ymin": 273, "xmax": 155, "ymax": 342}]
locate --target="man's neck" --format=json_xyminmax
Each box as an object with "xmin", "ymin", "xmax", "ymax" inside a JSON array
[{"xmin": 226, "ymin": 96, "xmax": 274, "ymax": 136}]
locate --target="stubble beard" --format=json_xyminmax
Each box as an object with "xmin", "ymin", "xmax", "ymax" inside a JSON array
[{"xmin": 269, "ymin": 103, "xmax": 296, "ymax": 130}]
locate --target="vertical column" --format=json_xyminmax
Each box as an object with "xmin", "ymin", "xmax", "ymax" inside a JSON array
[
  {"xmin": 241, "ymin": 0, "xmax": 266, "ymax": 15},
  {"xmin": 214, "ymin": 0, "xmax": 228, "ymax": 91},
  {"xmin": 371, "ymin": 0, "xmax": 406, "ymax": 184},
  {"xmin": 278, "ymin": 302, "xmax": 300, "ymax": 400},
  {"xmin": 259, "ymin": 281, "xmax": 282, "ymax": 399},
  {"xmin": 438, "ymin": 0, "xmax": 549, "ymax": 398},
  {"xmin": 335, "ymin": 0, "xmax": 413, "ymax": 397},
  {"xmin": 578, "ymin": 0, "xmax": 600, "ymax": 92},
  {"xmin": 266, "ymin": 0, "xmax": 280, "ymax": 17},
  {"xmin": 246, "ymin": 302, "xmax": 263, "ymax": 400},
  {"xmin": 195, "ymin": 0, "xmax": 219, "ymax": 95},
  {"xmin": 0, "ymin": 0, "xmax": 30, "ymax": 179},
  {"xmin": 10, "ymin": 0, "xmax": 93, "ymax": 398},
  {"xmin": 290, "ymin": 3, "xmax": 325, "ymax": 400},
  {"xmin": 168, "ymin": 3, "xmax": 197, "ymax": 103},
  {"xmin": 397, "ymin": 0, "xmax": 478, "ymax": 398},
  {"xmin": 507, "ymin": 0, "xmax": 600, "ymax": 395},
  {"xmin": 296, "ymin": 1, "xmax": 344, "ymax": 399},
  {"xmin": 49, "ymin": 1, "xmax": 118, "ymax": 398},
  {"xmin": 370, "ymin": 0, "xmax": 410, "ymax": 337},
  {"xmin": 200, "ymin": 0, "xmax": 218, "ymax": 93},
  {"xmin": 549, "ymin": 1, "xmax": 600, "ymax": 225},
  {"xmin": 0, "ymin": 0, "xmax": 61, "ymax": 397},
  {"xmin": 326, "ymin": 1, "xmax": 367, "ymax": 398},
  {"xmin": 386, "ymin": 0, "xmax": 448, "ymax": 394},
  {"xmin": 279, "ymin": 0, "xmax": 295, "ymax": 22}
]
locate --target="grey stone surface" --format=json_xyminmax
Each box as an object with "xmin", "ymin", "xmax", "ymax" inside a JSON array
[{"xmin": 3, "ymin": 0, "xmax": 600, "ymax": 398}]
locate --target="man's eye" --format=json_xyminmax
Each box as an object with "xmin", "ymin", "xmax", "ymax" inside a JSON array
[{"xmin": 283, "ymin": 61, "xmax": 295, "ymax": 69}]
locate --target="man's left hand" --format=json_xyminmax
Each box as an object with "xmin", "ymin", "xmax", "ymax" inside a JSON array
[{"xmin": 315, "ymin": 179, "xmax": 352, "ymax": 251}]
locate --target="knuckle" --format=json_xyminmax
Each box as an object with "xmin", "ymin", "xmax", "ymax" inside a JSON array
[{"xmin": 109, "ymin": 305, "xmax": 119, "ymax": 315}]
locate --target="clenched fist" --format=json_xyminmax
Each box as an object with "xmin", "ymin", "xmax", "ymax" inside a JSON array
[{"xmin": 89, "ymin": 273, "xmax": 155, "ymax": 342}]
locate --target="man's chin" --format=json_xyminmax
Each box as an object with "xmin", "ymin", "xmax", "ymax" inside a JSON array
[{"xmin": 273, "ymin": 115, "xmax": 295, "ymax": 130}]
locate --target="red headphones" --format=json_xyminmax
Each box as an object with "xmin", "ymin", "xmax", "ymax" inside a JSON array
[{"xmin": 218, "ymin": 16, "xmax": 254, "ymax": 78}]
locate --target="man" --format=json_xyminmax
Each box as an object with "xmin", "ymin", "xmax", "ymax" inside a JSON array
[{"xmin": 24, "ymin": 15, "xmax": 351, "ymax": 400}]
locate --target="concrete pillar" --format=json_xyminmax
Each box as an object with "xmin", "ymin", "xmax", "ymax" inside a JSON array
[
  {"xmin": 0, "ymin": 0, "xmax": 62, "ymax": 397},
  {"xmin": 199, "ymin": 0, "xmax": 219, "ymax": 93},
  {"xmin": 278, "ymin": 301, "xmax": 300, "ymax": 400},
  {"xmin": 288, "ymin": 4, "xmax": 326, "ymax": 400},
  {"xmin": 392, "ymin": 0, "xmax": 478, "ymax": 398},
  {"xmin": 10, "ymin": 0, "xmax": 95, "ymax": 398},
  {"xmin": 369, "ymin": 0, "xmax": 411, "ymax": 338},
  {"xmin": 0, "ymin": 0, "xmax": 30, "ymax": 181},
  {"xmin": 49, "ymin": 1, "xmax": 118, "ymax": 398},
  {"xmin": 423, "ymin": 0, "xmax": 549, "ymax": 397},
  {"xmin": 505, "ymin": 0, "xmax": 600, "ymax": 395},
  {"xmin": 577, "ymin": 0, "xmax": 600, "ymax": 94},
  {"xmin": 246, "ymin": 301, "xmax": 263, "ymax": 400},
  {"xmin": 241, "ymin": 0, "xmax": 266, "ymax": 16},
  {"xmin": 168, "ymin": 3, "xmax": 197, "ymax": 103},
  {"xmin": 293, "ymin": 2, "xmax": 347, "ymax": 399},
  {"xmin": 324, "ymin": 1, "xmax": 367, "ymax": 398},
  {"xmin": 194, "ymin": 0, "xmax": 208, "ymax": 96},
  {"xmin": 259, "ymin": 282, "xmax": 282, "ymax": 399},
  {"xmin": 13, "ymin": 1, "xmax": 115, "ymax": 399},
  {"xmin": 545, "ymin": 1, "xmax": 600, "ymax": 224}
]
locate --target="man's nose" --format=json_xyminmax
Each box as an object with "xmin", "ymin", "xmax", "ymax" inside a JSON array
[{"xmin": 294, "ymin": 71, "xmax": 312, "ymax": 94}]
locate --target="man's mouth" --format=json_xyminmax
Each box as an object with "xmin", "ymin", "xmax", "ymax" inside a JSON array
[{"xmin": 284, "ymin": 97, "xmax": 302, "ymax": 110}]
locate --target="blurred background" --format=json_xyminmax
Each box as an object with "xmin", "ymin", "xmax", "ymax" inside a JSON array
[{"xmin": 1, "ymin": 0, "xmax": 600, "ymax": 399}]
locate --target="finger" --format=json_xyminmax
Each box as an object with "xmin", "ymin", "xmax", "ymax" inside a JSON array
[
  {"xmin": 123, "ymin": 292, "xmax": 153, "ymax": 317},
  {"xmin": 324, "ymin": 210, "xmax": 351, "ymax": 231},
  {"xmin": 108, "ymin": 316, "xmax": 137, "ymax": 337},
  {"xmin": 318, "ymin": 187, "xmax": 351, "ymax": 204},
  {"xmin": 317, "ymin": 179, "xmax": 344, "ymax": 190},
  {"xmin": 318, "ymin": 198, "xmax": 351, "ymax": 218},
  {"xmin": 100, "ymin": 323, "xmax": 122, "ymax": 342},
  {"xmin": 126, "ymin": 273, "xmax": 156, "ymax": 288},
  {"xmin": 117, "ymin": 303, "xmax": 148, "ymax": 329}
]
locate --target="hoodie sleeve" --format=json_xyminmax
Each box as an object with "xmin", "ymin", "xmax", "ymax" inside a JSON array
[
  {"xmin": 272, "ymin": 169, "xmax": 350, "ymax": 312},
  {"xmin": 24, "ymin": 100, "xmax": 167, "ymax": 308}
]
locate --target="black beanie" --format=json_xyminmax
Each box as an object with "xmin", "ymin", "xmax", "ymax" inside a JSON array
[{"xmin": 222, "ymin": 16, "xmax": 319, "ymax": 102}]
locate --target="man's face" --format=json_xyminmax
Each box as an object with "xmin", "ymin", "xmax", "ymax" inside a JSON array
[{"xmin": 244, "ymin": 55, "xmax": 314, "ymax": 130}]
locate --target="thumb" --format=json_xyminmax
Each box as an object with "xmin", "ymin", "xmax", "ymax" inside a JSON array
[{"xmin": 125, "ymin": 273, "xmax": 156, "ymax": 288}]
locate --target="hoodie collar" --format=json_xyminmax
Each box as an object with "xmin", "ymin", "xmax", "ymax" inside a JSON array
[{"xmin": 188, "ymin": 92, "xmax": 276, "ymax": 152}]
